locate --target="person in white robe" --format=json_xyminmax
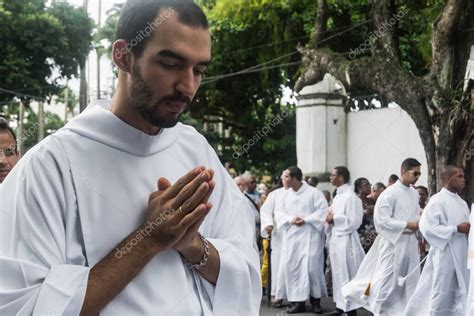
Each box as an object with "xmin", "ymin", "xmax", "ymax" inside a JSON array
[
  {"xmin": 342, "ymin": 158, "xmax": 422, "ymax": 315},
  {"xmin": 275, "ymin": 166, "xmax": 328, "ymax": 314},
  {"xmin": 465, "ymin": 202, "xmax": 474, "ymax": 316},
  {"xmin": 326, "ymin": 166, "xmax": 365, "ymax": 316},
  {"xmin": 0, "ymin": 2, "xmax": 260, "ymax": 315},
  {"xmin": 404, "ymin": 165, "xmax": 470, "ymax": 316},
  {"xmin": 260, "ymin": 175, "xmax": 289, "ymax": 307}
]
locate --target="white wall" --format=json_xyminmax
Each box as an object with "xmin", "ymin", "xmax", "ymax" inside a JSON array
[{"xmin": 347, "ymin": 107, "xmax": 428, "ymax": 187}]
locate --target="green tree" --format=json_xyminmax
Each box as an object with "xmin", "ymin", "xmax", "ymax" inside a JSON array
[{"xmin": 0, "ymin": 0, "xmax": 93, "ymax": 103}]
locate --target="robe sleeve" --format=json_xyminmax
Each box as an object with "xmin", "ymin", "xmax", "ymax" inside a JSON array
[
  {"xmin": 304, "ymin": 190, "xmax": 328, "ymax": 231},
  {"xmin": 274, "ymin": 197, "xmax": 293, "ymax": 231},
  {"xmin": 260, "ymin": 193, "xmax": 275, "ymax": 238},
  {"xmin": 374, "ymin": 193, "xmax": 407, "ymax": 244},
  {"xmin": 419, "ymin": 198, "xmax": 457, "ymax": 250},
  {"xmin": 333, "ymin": 195, "xmax": 363, "ymax": 236},
  {"xmin": 0, "ymin": 137, "xmax": 90, "ymax": 315},
  {"xmin": 192, "ymin": 146, "xmax": 261, "ymax": 316}
]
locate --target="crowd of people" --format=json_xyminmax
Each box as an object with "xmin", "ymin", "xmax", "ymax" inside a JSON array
[{"xmin": 235, "ymin": 159, "xmax": 470, "ymax": 315}]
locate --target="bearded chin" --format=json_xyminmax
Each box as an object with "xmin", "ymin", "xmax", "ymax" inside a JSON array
[
  {"xmin": 130, "ymin": 65, "xmax": 180, "ymax": 129},
  {"xmin": 136, "ymin": 106, "xmax": 180, "ymax": 128}
]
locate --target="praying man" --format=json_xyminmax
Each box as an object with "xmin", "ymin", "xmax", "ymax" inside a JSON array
[{"xmin": 0, "ymin": 1, "xmax": 260, "ymax": 314}]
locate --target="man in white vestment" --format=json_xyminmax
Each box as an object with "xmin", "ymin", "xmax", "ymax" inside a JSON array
[
  {"xmin": 404, "ymin": 165, "xmax": 470, "ymax": 316},
  {"xmin": 326, "ymin": 166, "xmax": 365, "ymax": 316},
  {"xmin": 260, "ymin": 173, "xmax": 289, "ymax": 307},
  {"xmin": 342, "ymin": 158, "xmax": 422, "ymax": 315},
  {"xmin": 275, "ymin": 166, "xmax": 328, "ymax": 314},
  {"xmin": 0, "ymin": 1, "xmax": 261, "ymax": 314},
  {"xmin": 465, "ymin": 202, "xmax": 474, "ymax": 315}
]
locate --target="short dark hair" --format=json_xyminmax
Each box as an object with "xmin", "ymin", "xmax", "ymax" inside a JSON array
[
  {"xmin": 401, "ymin": 158, "xmax": 421, "ymax": 172},
  {"xmin": 440, "ymin": 165, "xmax": 462, "ymax": 182},
  {"xmin": 306, "ymin": 176, "xmax": 318, "ymax": 186},
  {"xmin": 115, "ymin": 0, "xmax": 209, "ymax": 58},
  {"xmin": 354, "ymin": 177, "xmax": 369, "ymax": 194},
  {"xmin": 334, "ymin": 166, "xmax": 350, "ymax": 183},
  {"xmin": 372, "ymin": 182, "xmax": 386, "ymax": 191},
  {"xmin": 287, "ymin": 166, "xmax": 302, "ymax": 181},
  {"xmin": 415, "ymin": 185, "xmax": 428, "ymax": 195},
  {"xmin": 389, "ymin": 174, "xmax": 399, "ymax": 182},
  {"xmin": 0, "ymin": 117, "xmax": 17, "ymax": 153}
]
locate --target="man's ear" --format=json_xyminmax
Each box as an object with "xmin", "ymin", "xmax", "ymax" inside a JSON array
[{"xmin": 112, "ymin": 39, "xmax": 132, "ymax": 73}]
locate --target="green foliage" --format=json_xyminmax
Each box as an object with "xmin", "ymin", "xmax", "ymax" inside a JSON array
[
  {"xmin": 0, "ymin": 0, "xmax": 93, "ymax": 102},
  {"xmin": 397, "ymin": 0, "xmax": 447, "ymax": 75},
  {"xmin": 21, "ymin": 110, "xmax": 64, "ymax": 151}
]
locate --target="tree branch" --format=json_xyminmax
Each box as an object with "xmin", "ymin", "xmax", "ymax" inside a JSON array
[
  {"xmin": 311, "ymin": 0, "xmax": 328, "ymax": 47},
  {"xmin": 430, "ymin": 0, "xmax": 466, "ymax": 89},
  {"xmin": 371, "ymin": 0, "xmax": 400, "ymax": 61}
]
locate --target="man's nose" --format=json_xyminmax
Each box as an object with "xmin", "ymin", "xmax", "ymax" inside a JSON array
[
  {"xmin": 0, "ymin": 152, "xmax": 6, "ymax": 165},
  {"xmin": 175, "ymin": 68, "xmax": 197, "ymax": 97}
]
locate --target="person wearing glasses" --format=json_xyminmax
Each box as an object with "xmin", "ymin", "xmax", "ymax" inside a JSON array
[
  {"xmin": 0, "ymin": 117, "xmax": 19, "ymax": 183},
  {"xmin": 342, "ymin": 158, "xmax": 422, "ymax": 315}
]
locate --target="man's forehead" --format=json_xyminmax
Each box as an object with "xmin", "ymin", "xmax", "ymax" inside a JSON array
[
  {"xmin": 0, "ymin": 131, "xmax": 15, "ymax": 143},
  {"xmin": 147, "ymin": 11, "xmax": 211, "ymax": 62}
]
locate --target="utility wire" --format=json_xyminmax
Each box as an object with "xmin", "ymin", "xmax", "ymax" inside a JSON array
[
  {"xmin": 0, "ymin": 88, "xmax": 47, "ymax": 101},
  {"xmin": 219, "ymin": 19, "xmax": 372, "ymax": 56},
  {"xmin": 202, "ymin": 19, "xmax": 371, "ymax": 84}
]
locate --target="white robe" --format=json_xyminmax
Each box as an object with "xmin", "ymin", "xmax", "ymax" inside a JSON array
[
  {"xmin": 342, "ymin": 180, "xmax": 420, "ymax": 315},
  {"xmin": 464, "ymin": 203, "xmax": 474, "ymax": 316},
  {"xmin": 404, "ymin": 188, "xmax": 469, "ymax": 316},
  {"xmin": 0, "ymin": 103, "xmax": 261, "ymax": 315},
  {"xmin": 327, "ymin": 184, "xmax": 365, "ymax": 311},
  {"xmin": 260, "ymin": 187, "xmax": 287, "ymax": 297},
  {"xmin": 275, "ymin": 182, "xmax": 328, "ymax": 302}
]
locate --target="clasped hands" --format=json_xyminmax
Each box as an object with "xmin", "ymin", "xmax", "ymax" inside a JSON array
[
  {"xmin": 141, "ymin": 166, "xmax": 215, "ymax": 256},
  {"xmin": 291, "ymin": 217, "xmax": 305, "ymax": 226}
]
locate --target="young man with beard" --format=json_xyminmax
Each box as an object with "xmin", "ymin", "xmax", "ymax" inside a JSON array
[
  {"xmin": 342, "ymin": 158, "xmax": 422, "ymax": 315},
  {"xmin": 0, "ymin": 1, "xmax": 260, "ymax": 315},
  {"xmin": 404, "ymin": 166, "xmax": 469, "ymax": 316}
]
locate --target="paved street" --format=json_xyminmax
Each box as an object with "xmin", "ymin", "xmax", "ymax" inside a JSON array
[{"xmin": 260, "ymin": 295, "xmax": 373, "ymax": 316}]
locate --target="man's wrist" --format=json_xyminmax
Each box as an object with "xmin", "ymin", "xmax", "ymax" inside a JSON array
[
  {"xmin": 134, "ymin": 227, "xmax": 164, "ymax": 257},
  {"xmin": 179, "ymin": 234, "xmax": 204, "ymax": 264}
]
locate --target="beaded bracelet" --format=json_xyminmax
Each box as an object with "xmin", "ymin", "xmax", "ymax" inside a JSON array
[{"xmin": 182, "ymin": 233, "xmax": 209, "ymax": 270}]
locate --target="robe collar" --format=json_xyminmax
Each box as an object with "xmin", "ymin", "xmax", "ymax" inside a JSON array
[
  {"xmin": 395, "ymin": 180, "xmax": 412, "ymax": 190},
  {"xmin": 291, "ymin": 181, "xmax": 309, "ymax": 195},
  {"xmin": 441, "ymin": 187, "xmax": 458, "ymax": 198},
  {"xmin": 64, "ymin": 101, "xmax": 182, "ymax": 156},
  {"xmin": 336, "ymin": 183, "xmax": 352, "ymax": 195}
]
